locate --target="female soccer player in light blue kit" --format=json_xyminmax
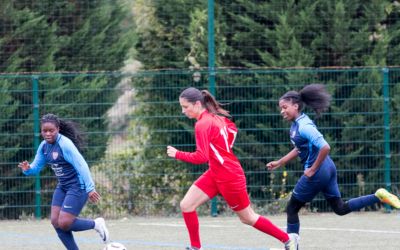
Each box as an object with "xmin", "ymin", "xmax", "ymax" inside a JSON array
[
  {"xmin": 18, "ymin": 113, "xmax": 109, "ymax": 250},
  {"xmin": 267, "ymin": 84, "xmax": 400, "ymax": 246}
]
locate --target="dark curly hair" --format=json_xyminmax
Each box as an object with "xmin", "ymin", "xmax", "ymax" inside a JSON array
[
  {"xmin": 280, "ymin": 84, "xmax": 331, "ymax": 117},
  {"xmin": 40, "ymin": 113, "xmax": 85, "ymax": 151}
]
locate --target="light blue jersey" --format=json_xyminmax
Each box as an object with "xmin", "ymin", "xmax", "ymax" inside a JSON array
[
  {"xmin": 287, "ymin": 113, "xmax": 381, "ymax": 236},
  {"xmin": 23, "ymin": 133, "xmax": 95, "ymax": 193},
  {"xmin": 290, "ymin": 113, "xmax": 329, "ymax": 169}
]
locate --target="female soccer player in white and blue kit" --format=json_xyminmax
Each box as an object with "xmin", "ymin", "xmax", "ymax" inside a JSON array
[
  {"xmin": 18, "ymin": 114, "xmax": 109, "ymax": 250},
  {"xmin": 267, "ymin": 84, "xmax": 400, "ymax": 245}
]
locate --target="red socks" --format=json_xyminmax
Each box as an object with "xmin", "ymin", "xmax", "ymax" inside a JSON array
[
  {"xmin": 253, "ymin": 216, "xmax": 289, "ymax": 243},
  {"xmin": 183, "ymin": 212, "xmax": 288, "ymax": 247},
  {"xmin": 182, "ymin": 211, "xmax": 201, "ymax": 248}
]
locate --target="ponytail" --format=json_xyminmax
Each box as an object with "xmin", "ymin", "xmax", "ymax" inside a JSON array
[
  {"xmin": 180, "ymin": 87, "xmax": 231, "ymax": 117},
  {"xmin": 280, "ymin": 84, "xmax": 331, "ymax": 117},
  {"xmin": 201, "ymin": 90, "xmax": 230, "ymax": 117}
]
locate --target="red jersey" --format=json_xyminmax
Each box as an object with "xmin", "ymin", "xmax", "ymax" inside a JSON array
[{"xmin": 175, "ymin": 110, "xmax": 245, "ymax": 182}]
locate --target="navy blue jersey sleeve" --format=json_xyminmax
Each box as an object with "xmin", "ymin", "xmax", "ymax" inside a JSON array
[
  {"xmin": 299, "ymin": 123, "xmax": 328, "ymax": 149},
  {"xmin": 59, "ymin": 135, "xmax": 95, "ymax": 193},
  {"xmin": 24, "ymin": 141, "xmax": 47, "ymax": 175}
]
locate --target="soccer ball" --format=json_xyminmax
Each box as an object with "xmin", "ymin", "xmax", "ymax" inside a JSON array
[{"xmin": 103, "ymin": 242, "xmax": 127, "ymax": 250}]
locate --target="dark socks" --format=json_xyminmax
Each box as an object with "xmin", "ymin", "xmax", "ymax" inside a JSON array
[
  {"xmin": 69, "ymin": 218, "xmax": 95, "ymax": 232},
  {"xmin": 55, "ymin": 228, "xmax": 79, "ymax": 250}
]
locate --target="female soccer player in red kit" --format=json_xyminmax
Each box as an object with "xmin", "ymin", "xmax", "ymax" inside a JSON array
[{"xmin": 167, "ymin": 87, "xmax": 299, "ymax": 250}]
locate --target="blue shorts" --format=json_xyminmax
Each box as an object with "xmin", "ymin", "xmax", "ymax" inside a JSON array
[
  {"xmin": 51, "ymin": 185, "xmax": 88, "ymax": 216},
  {"xmin": 292, "ymin": 157, "xmax": 341, "ymax": 203}
]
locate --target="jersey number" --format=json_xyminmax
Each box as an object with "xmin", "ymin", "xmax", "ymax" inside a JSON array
[{"xmin": 210, "ymin": 126, "xmax": 237, "ymax": 164}]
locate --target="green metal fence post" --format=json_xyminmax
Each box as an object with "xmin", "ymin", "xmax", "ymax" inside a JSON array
[
  {"xmin": 382, "ymin": 67, "xmax": 391, "ymax": 212},
  {"xmin": 208, "ymin": 0, "xmax": 216, "ymax": 95},
  {"xmin": 208, "ymin": 0, "xmax": 217, "ymax": 217},
  {"xmin": 32, "ymin": 76, "xmax": 41, "ymax": 219}
]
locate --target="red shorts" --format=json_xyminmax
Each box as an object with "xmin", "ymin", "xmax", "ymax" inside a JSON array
[{"xmin": 194, "ymin": 169, "xmax": 250, "ymax": 211}]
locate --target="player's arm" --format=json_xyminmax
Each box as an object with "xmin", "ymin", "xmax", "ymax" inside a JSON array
[
  {"xmin": 266, "ymin": 148, "xmax": 298, "ymax": 171},
  {"xmin": 19, "ymin": 142, "xmax": 47, "ymax": 175},
  {"xmin": 305, "ymin": 144, "xmax": 330, "ymax": 177},
  {"xmin": 60, "ymin": 137, "xmax": 95, "ymax": 193},
  {"xmin": 301, "ymin": 124, "xmax": 330, "ymax": 177},
  {"xmin": 168, "ymin": 122, "xmax": 209, "ymax": 164}
]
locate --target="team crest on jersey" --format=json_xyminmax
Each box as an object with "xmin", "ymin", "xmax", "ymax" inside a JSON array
[{"xmin": 52, "ymin": 151, "xmax": 59, "ymax": 160}]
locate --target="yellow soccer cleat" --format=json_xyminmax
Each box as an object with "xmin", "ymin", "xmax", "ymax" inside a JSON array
[{"xmin": 375, "ymin": 188, "xmax": 400, "ymax": 209}]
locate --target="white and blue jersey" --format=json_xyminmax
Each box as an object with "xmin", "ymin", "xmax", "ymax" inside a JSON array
[
  {"xmin": 290, "ymin": 113, "xmax": 330, "ymax": 169},
  {"xmin": 290, "ymin": 113, "xmax": 341, "ymax": 202},
  {"xmin": 23, "ymin": 133, "xmax": 95, "ymax": 193},
  {"xmin": 287, "ymin": 114, "xmax": 381, "ymax": 235}
]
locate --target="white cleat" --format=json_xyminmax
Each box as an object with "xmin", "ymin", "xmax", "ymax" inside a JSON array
[
  {"xmin": 284, "ymin": 233, "xmax": 299, "ymax": 250},
  {"xmin": 94, "ymin": 217, "xmax": 110, "ymax": 243}
]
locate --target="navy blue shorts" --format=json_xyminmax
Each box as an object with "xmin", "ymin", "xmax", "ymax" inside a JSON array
[
  {"xmin": 51, "ymin": 185, "xmax": 88, "ymax": 216},
  {"xmin": 292, "ymin": 157, "xmax": 341, "ymax": 203}
]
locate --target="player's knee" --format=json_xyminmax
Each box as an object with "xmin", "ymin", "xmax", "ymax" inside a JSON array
[
  {"xmin": 286, "ymin": 206, "xmax": 295, "ymax": 216},
  {"xmin": 286, "ymin": 197, "xmax": 304, "ymax": 224},
  {"xmin": 286, "ymin": 208, "xmax": 299, "ymax": 224},
  {"xmin": 286, "ymin": 203, "xmax": 299, "ymax": 217},
  {"xmin": 237, "ymin": 207, "xmax": 258, "ymax": 225},
  {"xmin": 328, "ymin": 198, "xmax": 351, "ymax": 216},
  {"xmin": 241, "ymin": 216, "xmax": 259, "ymax": 225},
  {"xmin": 58, "ymin": 217, "xmax": 73, "ymax": 231},
  {"xmin": 51, "ymin": 217, "xmax": 59, "ymax": 228},
  {"xmin": 238, "ymin": 217, "xmax": 248, "ymax": 225},
  {"xmin": 180, "ymin": 199, "xmax": 194, "ymax": 212},
  {"xmin": 332, "ymin": 206, "xmax": 348, "ymax": 216},
  {"xmin": 238, "ymin": 214, "xmax": 254, "ymax": 225}
]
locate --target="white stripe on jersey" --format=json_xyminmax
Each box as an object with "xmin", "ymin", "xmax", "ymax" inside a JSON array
[
  {"xmin": 221, "ymin": 126, "xmax": 230, "ymax": 152},
  {"xmin": 210, "ymin": 143, "xmax": 224, "ymax": 164}
]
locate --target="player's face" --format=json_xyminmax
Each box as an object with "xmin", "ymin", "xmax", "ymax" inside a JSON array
[
  {"xmin": 41, "ymin": 122, "xmax": 59, "ymax": 144},
  {"xmin": 179, "ymin": 97, "xmax": 202, "ymax": 119},
  {"xmin": 279, "ymin": 99, "xmax": 299, "ymax": 121}
]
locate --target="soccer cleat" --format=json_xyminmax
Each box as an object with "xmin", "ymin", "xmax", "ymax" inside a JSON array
[
  {"xmin": 94, "ymin": 217, "xmax": 110, "ymax": 243},
  {"xmin": 375, "ymin": 188, "xmax": 400, "ymax": 209},
  {"xmin": 185, "ymin": 247, "xmax": 203, "ymax": 250},
  {"xmin": 284, "ymin": 233, "xmax": 299, "ymax": 250}
]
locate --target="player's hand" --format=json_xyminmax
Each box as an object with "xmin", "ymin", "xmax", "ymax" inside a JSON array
[
  {"xmin": 88, "ymin": 190, "xmax": 101, "ymax": 203},
  {"xmin": 18, "ymin": 161, "xmax": 31, "ymax": 171},
  {"xmin": 304, "ymin": 167, "xmax": 316, "ymax": 178},
  {"xmin": 266, "ymin": 160, "xmax": 282, "ymax": 171},
  {"xmin": 167, "ymin": 145, "xmax": 178, "ymax": 158}
]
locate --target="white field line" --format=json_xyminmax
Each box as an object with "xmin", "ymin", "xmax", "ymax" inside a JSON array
[{"xmin": 136, "ymin": 222, "xmax": 400, "ymax": 234}]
